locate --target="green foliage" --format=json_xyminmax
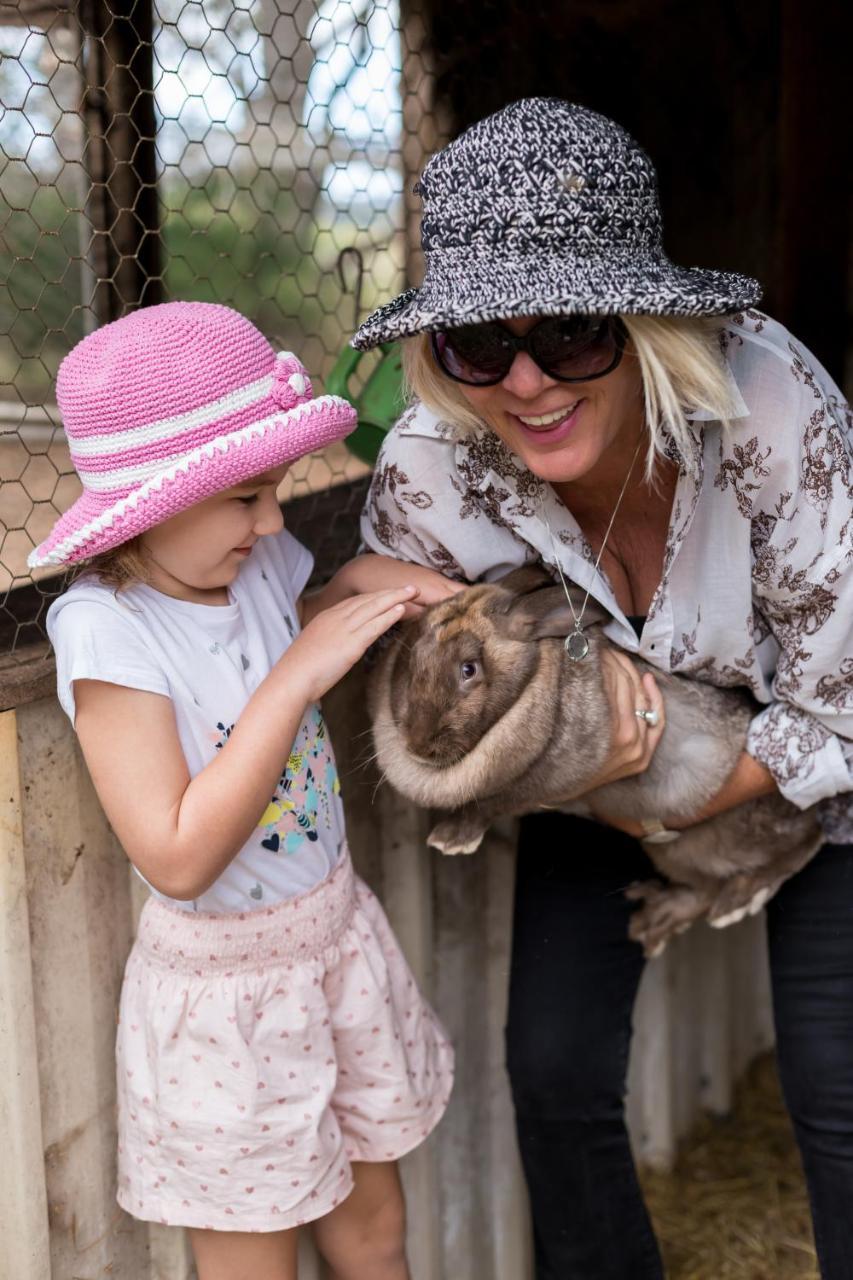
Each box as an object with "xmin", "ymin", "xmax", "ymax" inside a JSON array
[{"xmin": 0, "ymin": 173, "xmax": 87, "ymax": 402}]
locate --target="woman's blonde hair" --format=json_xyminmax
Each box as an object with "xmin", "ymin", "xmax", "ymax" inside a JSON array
[
  {"xmin": 69, "ymin": 535, "xmax": 152, "ymax": 591},
  {"xmin": 401, "ymin": 314, "xmax": 737, "ymax": 477}
]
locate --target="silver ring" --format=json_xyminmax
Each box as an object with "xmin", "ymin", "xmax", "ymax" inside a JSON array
[{"xmin": 635, "ymin": 707, "xmax": 659, "ymax": 727}]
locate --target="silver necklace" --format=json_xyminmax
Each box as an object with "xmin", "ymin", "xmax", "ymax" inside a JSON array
[{"xmin": 540, "ymin": 435, "xmax": 643, "ymax": 661}]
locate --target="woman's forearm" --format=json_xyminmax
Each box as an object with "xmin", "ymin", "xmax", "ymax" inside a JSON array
[
  {"xmin": 591, "ymin": 750, "xmax": 778, "ymax": 840},
  {"xmin": 668, "ymin": 750, "xmax": 777, "ymax": 829},
  {"xmin": 301, "ymin": 553, "xmax": 463, "ymax": 627}
]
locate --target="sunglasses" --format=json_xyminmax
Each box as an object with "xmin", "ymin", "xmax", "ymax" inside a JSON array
[{"xmin": 430, "ymin": 315, "xmax": 627, "ymax": 386}]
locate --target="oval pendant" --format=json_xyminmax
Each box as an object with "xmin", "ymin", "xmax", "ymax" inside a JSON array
[{"xmin": 565, "ymin": 629, "xmax": 589, "ymax": 661}]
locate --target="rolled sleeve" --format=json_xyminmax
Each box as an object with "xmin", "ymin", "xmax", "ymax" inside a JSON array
[
  {"xmin": 748, "ymin": 349, "xmax": 853, "ymax": 807},
  {"xmin": 747, "ymin": 702, "xmax": 853, "ymax": 809}
]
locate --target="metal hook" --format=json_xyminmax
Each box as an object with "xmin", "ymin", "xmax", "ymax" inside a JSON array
[{"xmin": 337, "ymin": 246, "xmax": 365, "ymax": 333}]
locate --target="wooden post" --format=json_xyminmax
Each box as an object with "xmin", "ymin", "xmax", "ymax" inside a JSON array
[
  {"xmin": 399, "ymin": 0, "xmax": 451, "ymax": 287},
  {"xmin": 0, "ymin": 709, "xmax": 51, "ymax": 1279},
  {"xmin": 78, "ymin": 0, "xmax": 161, "ymax": 322}
]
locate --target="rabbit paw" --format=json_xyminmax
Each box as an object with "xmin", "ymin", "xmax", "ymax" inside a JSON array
[
  {"xmin": 428, "ymin": 818, "xmax": 487, "ymax": 856},
  {"xmin": 626, "ymin": 881, "xmax": 707, "ymax": 959},
  {"xmin": 708, "ymin": 877, "xmax": 774, "ymax": 929}
]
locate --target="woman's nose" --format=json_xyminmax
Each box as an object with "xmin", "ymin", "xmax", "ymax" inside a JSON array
[{"xmin": 500, "ymin": 350, "xmax": 555, "ymax": 399}]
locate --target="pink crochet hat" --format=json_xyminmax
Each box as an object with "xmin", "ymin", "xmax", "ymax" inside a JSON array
[{"xmin": 28, "ymin": 302, "xmax": 357, "ymax": 568}]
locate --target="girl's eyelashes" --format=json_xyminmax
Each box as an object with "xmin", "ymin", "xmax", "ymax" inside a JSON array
[{"xmin": 235, "ymin": 493, "xmax": 259, "ymax": 506}]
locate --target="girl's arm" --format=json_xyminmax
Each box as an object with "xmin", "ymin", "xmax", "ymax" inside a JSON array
[
  {"xmin": 74, "ymin": 586, "xmax": 415, "ymax": 900},
  {"xmin": 300, "ymin": 552, "xmax": 464, "ymax": 627}
]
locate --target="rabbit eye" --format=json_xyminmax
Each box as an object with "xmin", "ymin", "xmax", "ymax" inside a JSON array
[{"xmin": 460, "ymin": 660, "xmax": 479, "ymax": 682}]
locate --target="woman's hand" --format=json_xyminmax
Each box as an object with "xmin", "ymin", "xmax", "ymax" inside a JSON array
[
  {"xmin": 584, "ymin": 650, "xmax": 666, "ymax": 836},
  {"xmin": 587, "ymin": 659, "xmax": 778, "ymax": 837},
  {"xmin": 301, "ymin": 553, "xmax": 464, "ymax": 625}
]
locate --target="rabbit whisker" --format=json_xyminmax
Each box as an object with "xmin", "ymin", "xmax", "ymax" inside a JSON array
[{"xmin": 371, "ymin": 770, "xmax": 390, "ymax": 804}]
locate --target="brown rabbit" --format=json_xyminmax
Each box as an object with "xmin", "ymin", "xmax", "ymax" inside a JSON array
[{"xmin": 370, "ymin": 566, "xmax": 823, "ymax": 957}]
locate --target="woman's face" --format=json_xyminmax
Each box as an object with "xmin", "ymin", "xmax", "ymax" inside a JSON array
[{"xmin": 453, "ymin": 317, "xmax": 645, "ymax": 486}]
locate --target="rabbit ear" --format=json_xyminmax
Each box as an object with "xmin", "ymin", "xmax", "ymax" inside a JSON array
[
  {"xmin": 502, "ymin": 584, "xmax": 611, "ymax": 641},
  {"xmin": 495, "ymin": 564, "xmax": 556, "ymax": 596}
]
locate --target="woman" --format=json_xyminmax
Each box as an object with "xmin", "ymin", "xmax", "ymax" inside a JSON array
[{"xmin": 353, "ymin": 98, "xmax": 853, "ymax": 1279}]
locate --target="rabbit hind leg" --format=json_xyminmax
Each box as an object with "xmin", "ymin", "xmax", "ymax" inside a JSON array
[
  {"xmin": 707, "ymin": 825, "xmax": 824, "ymax": 929},
  {"xmin": 626, "ymin": 880, "xmax": 716, "ymax": 958},
  {"xmin": 707, "ymin": 873, "xmax": 782, "ymax": 928}
]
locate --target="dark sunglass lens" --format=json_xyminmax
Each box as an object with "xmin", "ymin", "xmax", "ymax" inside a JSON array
[
  {"xmin": 534, "ymin": 317, "xmax": 619, "ymax": 379},
  {"xmin": 434, "ymin": 326, "xmax": 513, "ymax": 384}
]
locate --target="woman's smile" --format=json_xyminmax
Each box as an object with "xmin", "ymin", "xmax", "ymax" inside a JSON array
[{"xmin": 510, "ymin": 398, "xmax": 585, "ymax": 446}]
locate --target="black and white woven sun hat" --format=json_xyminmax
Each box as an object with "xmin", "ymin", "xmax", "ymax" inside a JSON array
[{"xmin": 352, "ymin": 98, "xmax": 762, "ymax": 350}]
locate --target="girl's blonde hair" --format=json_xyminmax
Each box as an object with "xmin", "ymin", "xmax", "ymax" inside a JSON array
[
  {"xmin": 69, "ymin": 536, "xmax": 152, "ymax": 591},
  {"xmin": 401, "ymin": 314, "xmax": 737, "ymax": 477}
]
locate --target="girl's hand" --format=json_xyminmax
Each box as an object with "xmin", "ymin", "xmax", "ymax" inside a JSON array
[
  {"xmin": 284, "ymin": 585, "xmax": 417, "ymax": 702},
  {"xmin": 584, "ymin": 652, "xmax": 666, "ymax": 830}
]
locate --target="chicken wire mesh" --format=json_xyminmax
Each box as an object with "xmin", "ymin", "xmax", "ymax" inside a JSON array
[{"xmin": 1, "ymin": 0, "xmax": 434, "ymax": 658}]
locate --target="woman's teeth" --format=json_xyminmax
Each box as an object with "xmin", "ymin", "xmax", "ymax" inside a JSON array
[{"xmin": 517, "ymin": 402, "xmax": 580, "ymax": 427}]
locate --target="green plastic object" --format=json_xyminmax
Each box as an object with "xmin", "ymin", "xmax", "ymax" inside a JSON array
[{"xmin": 325, "ymin": 342, "xmax": 403, "ymax": 465}]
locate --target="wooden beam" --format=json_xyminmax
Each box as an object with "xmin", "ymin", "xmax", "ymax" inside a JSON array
[{"xmin": 0, "ymin": 709, "xmax": 51, "ymax": 1280}]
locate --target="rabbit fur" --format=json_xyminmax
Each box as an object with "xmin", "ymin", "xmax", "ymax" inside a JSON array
[{"xmin": 370, "ymin": 566, "xmax": 823, "ymax": 957}]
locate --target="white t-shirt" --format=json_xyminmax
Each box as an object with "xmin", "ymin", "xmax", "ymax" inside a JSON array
[{"xmin": 48, "ymin": 528, "xmax": 346, "ymax": 914}]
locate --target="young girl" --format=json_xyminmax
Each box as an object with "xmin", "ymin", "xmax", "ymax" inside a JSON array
[{"xmin": 32, "ymin": 301, "xmax": 456, "ymax": 1280}]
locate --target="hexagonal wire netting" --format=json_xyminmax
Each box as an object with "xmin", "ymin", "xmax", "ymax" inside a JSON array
[{"xmin": 1, "ymin": 0, "xmax": 435, "ymax": 659}]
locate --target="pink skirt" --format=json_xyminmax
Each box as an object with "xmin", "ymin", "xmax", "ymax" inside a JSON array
[{"xmin": 116, "ymin": 847, "xmax": 454, "ymax": 1232}]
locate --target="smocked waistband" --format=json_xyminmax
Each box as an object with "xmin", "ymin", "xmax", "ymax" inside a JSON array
[{"xmin": 134, "ymin": 846, "xmax": 356, "ymax": 975}]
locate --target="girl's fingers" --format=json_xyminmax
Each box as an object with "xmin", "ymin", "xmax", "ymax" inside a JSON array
[
  {"xmin": 356, "ymin": 601, "xmax": 407, "ymax": 644},
  {"xmin": 333, "ymin": 585, "xmax": 417, "ymax": 623}
]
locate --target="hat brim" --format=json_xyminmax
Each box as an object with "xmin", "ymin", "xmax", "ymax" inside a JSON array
[
  {"xmin": 28, "ymin": 395, "xmax": 356, "ymax": 569},
  {"xmin": 352, "ymin": 250, "xmax": 762, "ymax": 349}
]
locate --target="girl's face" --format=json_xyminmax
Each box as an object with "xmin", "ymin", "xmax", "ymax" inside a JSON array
[
  {"xmin": 453, "ymin": 316, "xmax": 645, "ymax": 487},
  {"xmin": 139, "ymin": 465, "xmax": 289, "ymax": 604}
]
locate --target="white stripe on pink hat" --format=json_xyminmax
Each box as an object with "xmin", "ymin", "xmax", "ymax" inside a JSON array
[
  {"xmin": 69, "ymin": 368, "xmax": 277, "ymax": 459},
  {"xmin": 75, "ymin": 409, "xmax": 292, "ymax": 492}
]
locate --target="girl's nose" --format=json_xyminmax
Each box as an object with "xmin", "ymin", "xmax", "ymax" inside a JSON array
[
  {"xmin": 500, "ymin": 350, "xmax": 555, "ymax": 399},
  {"xmin": 254, "ymin": 491, "xmax": 284, "ymax": 536}
]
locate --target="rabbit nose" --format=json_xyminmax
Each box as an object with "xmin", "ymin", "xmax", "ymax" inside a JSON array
[
  {"xmin": 405, "ymin": 720, "xmax": 448, "ymax": 762},
  {"xmin": 407, "ymin": 728, "xmax": 440, "ymax": 759}
]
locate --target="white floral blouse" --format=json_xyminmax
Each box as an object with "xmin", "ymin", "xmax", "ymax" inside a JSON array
[{"xmin": 360, "ymin": 310, "xmax": 853, "ymax": 842}]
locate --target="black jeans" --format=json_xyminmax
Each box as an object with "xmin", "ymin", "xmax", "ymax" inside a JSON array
[{"xmin": 506, "ymin": 811, "xmax": 853, "ymax": 1280}]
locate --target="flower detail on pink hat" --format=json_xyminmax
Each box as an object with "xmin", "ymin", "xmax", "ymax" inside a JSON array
[{"xmin": 271, "ymin": 352, "xmax": 314, "ymax": 413}]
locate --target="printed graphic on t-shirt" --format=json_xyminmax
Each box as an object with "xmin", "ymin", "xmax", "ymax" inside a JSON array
[{"xmin": 214, "ymin": 705, "xmax": 341, "ymax": 856}]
